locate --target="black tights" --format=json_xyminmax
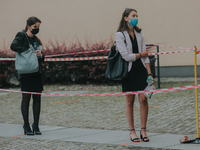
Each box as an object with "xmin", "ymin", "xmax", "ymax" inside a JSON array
[{"xmin": 21, "ymin": 93, "xmax": 41, "ymax": 130}]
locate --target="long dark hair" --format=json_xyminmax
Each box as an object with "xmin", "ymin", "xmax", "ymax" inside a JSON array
[
  {"xmin": 117, "ymin": 8, "xmax": 142, "ymax": 33},
  {"xmin": 25, "ymin": 16, "xmax": 41, "ymax": 31},
  {"xmin": 24, "ymin": 16, "xmax": 42, "ymax": 45}
]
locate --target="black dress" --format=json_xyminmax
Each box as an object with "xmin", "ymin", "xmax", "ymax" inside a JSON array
[
  {"xmin": 122, "ymin": 34, "xmax": 148, "ymax": 92},
  {"xmin": 10, "ymin": 31, "xmax": 45, "ymax": 92}
]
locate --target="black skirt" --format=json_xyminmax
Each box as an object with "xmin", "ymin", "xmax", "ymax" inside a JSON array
[
  {"xmin": 121, "ymin": 34, "xmax": 148, "ymax": 92},
  {"xmin": 19, "ymin": 74, "xmax": 43, "ymax": 92},
  {"xmin": 122, "ymin": 64, "xmax": 147, "ymax": 92}
]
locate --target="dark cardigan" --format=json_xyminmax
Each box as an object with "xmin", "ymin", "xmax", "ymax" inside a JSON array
[{"xmin": 10, "ymin": 30, "xmax": 45, "ymax": 80}]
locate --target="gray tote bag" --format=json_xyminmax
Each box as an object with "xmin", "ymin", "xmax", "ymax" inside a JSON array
[{"xmin": 15, "ymin": 33, "xmax": 39, "ymax": 74}]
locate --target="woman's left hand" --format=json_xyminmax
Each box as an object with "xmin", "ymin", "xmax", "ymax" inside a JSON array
[
  {"xmin": 35, "ymin": 50, "xmax": 43, "ymax": 58},
  {"xmin": 149, "ymin": 75, "xmax": 154, "ymax": 85}
]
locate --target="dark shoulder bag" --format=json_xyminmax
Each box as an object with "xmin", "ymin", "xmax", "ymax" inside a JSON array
[{"xmin": 105, "ymin": 32, "xmax": 128, "ymax": 80}]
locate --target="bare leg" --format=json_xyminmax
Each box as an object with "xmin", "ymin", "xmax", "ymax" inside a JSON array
[
  {"xmin": 125, "ymin": 94, "xmax": 140, "ymax": 142},
  {"xmin": 138, "ymin": 94, "xmax": 149, "ymax": 141}
]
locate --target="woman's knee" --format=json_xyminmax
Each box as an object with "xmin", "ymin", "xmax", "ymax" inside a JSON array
[
  {"xmin": 139, "ymin": 94, "xmax": 148, "ymax": 103},
  {"xmin": 32, "ymin": 94, "xmax": 41, "ymax": 101},
  {"xmin": 126, "ymin": 95, "xmax": 135, "ymax": 105},
  {"xmin": 22, "ymin": 93, "xmax": 31, "ymax": 100}
]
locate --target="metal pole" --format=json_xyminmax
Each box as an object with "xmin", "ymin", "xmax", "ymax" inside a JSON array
[
  {"xmin": 193, "ymin": 46, "xmax": 200, "ymax": 143},
  {"xmin": 157, "ymin": 46, "xmax": 160, "ymax": 88},
  {"xmin": 0, "ymin": 61, "xmax": 1, "ymax": 87}
]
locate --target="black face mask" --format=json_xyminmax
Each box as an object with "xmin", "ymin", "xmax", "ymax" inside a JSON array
[{"xmin": 31, "ymin": 28, "xmax": 39, "ymax": 34}]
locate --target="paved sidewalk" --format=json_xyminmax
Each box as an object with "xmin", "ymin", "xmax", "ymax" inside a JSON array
[{"xmin": 0, "ymin": 123, "xmax": 200, "ymax": 150}]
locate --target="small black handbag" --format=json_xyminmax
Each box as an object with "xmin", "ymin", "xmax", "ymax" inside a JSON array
[{"xmin": 105, "ymin": 32, "xmax": 128, "ymax": 80}]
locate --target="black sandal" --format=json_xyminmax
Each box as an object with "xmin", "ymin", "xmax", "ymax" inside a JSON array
[
  {"xmin": 129, "ymin": 129, "xmax": 140, "ymax": 142},
  {"xmin": 140, "ymin": 127, "xmax": 149, "ymax": 142}
]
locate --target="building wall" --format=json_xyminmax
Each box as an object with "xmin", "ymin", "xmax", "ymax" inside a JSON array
[{"xmin": 1, "ymin": 0, "xmax": 200, "ymax": 67}]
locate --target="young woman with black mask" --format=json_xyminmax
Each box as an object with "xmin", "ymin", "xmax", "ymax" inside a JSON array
[{"xmin": 10, "ymin": 16, "xmax": 45, "ymax": 135}]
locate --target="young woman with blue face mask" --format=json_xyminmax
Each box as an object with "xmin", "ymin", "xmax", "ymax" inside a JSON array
[{"xmin": 115, "ymin": 8, "xmax": 154, "ymax": 142}]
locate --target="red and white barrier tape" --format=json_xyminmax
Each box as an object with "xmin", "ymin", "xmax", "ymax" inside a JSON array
[
  {"xmin": 0, "ymin": 48, "xmax": 195, "ymax": 61},
  {"xmin": 0, "ymin": 56, "xmax": 108, "ymax": 62},
  {"xmin": 45, "ymin": 44, "xmax": 198, "ymax": 57},
  {"xmin": 44, "ymin": 49, "xmax": 194, "ymax": 61},
  {"xmin": 44, "ymin": 56, "xmax": 108, "ymax": 61},
  {"xmin": 148, "ymin": 44, "xmax": 193, "ymax": 50},
  {"xmin": 45, "ymin": 49, "xmax": 110, "ymax": 58},
  {"xmin": 0, "ymin": 84, "xmax": 199, "ymax": 96},
  {"xmin": 0, "ymin": 58, "xmax": 16, "ymax": 61},
  {"xmin": 149, "ymin": 49, "xmax": 194, "ymax": 56}
]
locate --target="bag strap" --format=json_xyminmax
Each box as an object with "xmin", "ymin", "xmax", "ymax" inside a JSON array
[
  {"xmin": 120, "ymin": 31, "xmax": 127, "ymax": 46},
  {"xmin": 23, "ymin": 31, "xmax": 31, "ymax": 45}
]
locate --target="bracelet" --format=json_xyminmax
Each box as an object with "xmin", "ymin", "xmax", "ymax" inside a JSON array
[
  {"xmin": 139, "ymin": 53, "xmax": 142, "ymax": 58},
  {"xmin": 148, "ymin": 73, "xmax": 153, "ymax": 76}
]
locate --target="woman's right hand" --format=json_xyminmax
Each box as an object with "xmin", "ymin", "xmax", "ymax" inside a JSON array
[
  {"xmin": 141, "ymin": 50, "xmax": 149, "ymax": 57},
  {"xmin": 35, "ymin": 50, "xmax": 43, "ymax": 58}
]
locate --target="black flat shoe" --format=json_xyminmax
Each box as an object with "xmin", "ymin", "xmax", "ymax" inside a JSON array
[
  {"xmin": 23, "ymin": 125, "xmax": 34, "ymax": 136},
  {"xmin": 140, "ymin": 127, "xmax": 149, "ymax": 142},
  {"xmin": 129, "ymin": 129, "xmax": 140, "ymax": 142},
  {"xmin": 32, "ymin": 123, "xmax": 42, "ymax": 135}
]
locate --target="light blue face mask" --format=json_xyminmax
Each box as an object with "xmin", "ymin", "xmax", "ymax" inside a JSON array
[{"xmin": 129, "ymin": 18, "xmax": 138, "ymax": 27}]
